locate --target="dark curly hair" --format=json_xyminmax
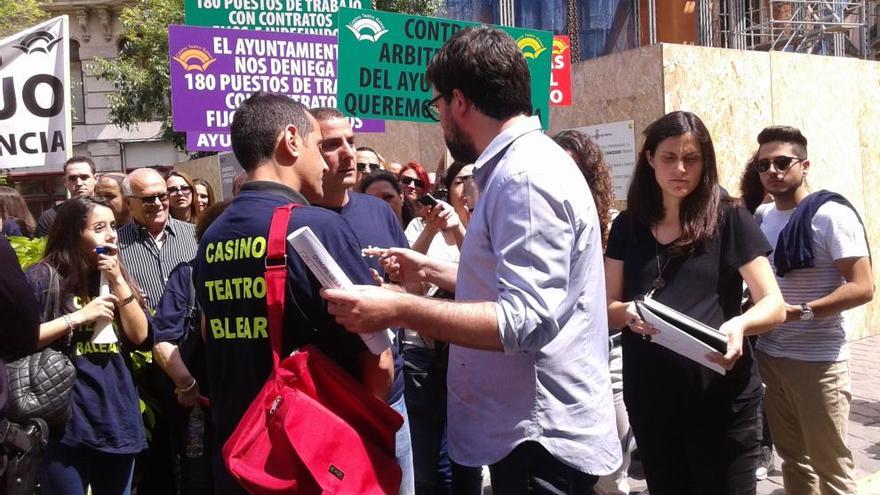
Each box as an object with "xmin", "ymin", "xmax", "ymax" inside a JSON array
[
  {"xmin": 739, "ymin": 152, "xmax": 765, "ymax": 214},
  {"xmin": 553, "ymin": 130, "xmax": 615, "ymax": 250}
]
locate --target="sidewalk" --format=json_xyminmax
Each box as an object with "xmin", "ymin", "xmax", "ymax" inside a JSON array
[{"xmin": 624, "ymin": 335, "xmax": 880, "ymax": 495}]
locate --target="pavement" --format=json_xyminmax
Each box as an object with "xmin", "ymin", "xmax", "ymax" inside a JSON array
[{"xmin": 623, "ymin": 334, "xmax": 880, "ymax": 495}]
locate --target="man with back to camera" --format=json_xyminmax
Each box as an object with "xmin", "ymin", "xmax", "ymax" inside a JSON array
[
  {"xmin": 323, "ymin": 26, "xmax": 620, "ymax": 494},
  {"xmin": 753, "ymin": 125, "xmax": 873, "ymax": 495},
  {"xmin": 35, "ymin": 156, "xmax": 97, "ymax": 236},
  {"xmin": 309, "ymin": 106, "xmax": 414, "ymax": 494},
  {"xmin": 191, "ymin": 93, "xmax": 394, "ymax": 495}
]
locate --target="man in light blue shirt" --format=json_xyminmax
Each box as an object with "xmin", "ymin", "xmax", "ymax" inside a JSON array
[{"xmin": 323, "ymin": 26, "xmax": 620, "ymax": 494}]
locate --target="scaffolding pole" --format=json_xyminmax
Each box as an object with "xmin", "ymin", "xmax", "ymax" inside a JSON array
[{"xmin": 722, "ymin": 0, "xmax": 868, "ymax": 58}]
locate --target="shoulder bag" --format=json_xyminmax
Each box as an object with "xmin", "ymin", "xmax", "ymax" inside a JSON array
[{"xmin": 223, "ymin": 204, "xmax": 403, "ymax": 494}]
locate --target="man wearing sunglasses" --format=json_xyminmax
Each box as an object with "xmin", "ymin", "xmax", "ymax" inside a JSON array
[
  {"xmin": 117, "ymin": 167, "xmax": 198, "ymax": 310},
  {"xmin": 355, "ymin": 146, "xmax": 383, "ymax": 189},
  {"xmin": 753, "ymin": 126, "xmax": 873, "ymax": 495}
]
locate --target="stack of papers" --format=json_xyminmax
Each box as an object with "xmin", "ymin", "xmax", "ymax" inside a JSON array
[{"xmin": 635, "ymin": 297, "xmax": 728, "ymax": 375}]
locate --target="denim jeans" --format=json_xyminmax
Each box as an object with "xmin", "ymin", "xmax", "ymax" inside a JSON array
[
  {"xmin": 39, "ymin": 442, "xmax": 136, "ymax": 495},
  {"xmin": 392, "ymin": 394, "xmax": 416, "ymax": 495}
]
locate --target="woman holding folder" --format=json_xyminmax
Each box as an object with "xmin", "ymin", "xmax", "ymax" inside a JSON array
[{"xmin": 604, "ymin": 111, "xmax": 785, "ymax": 494}]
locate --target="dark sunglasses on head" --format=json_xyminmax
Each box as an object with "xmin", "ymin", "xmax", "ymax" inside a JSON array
[
  {"xmin": 400, "ymin": 176, "xmax": 425, "ymax": 189},
  {"xmin": 756, "ymin": 155, "xmax": 802, "ymax": 174},
  {"xmin": 167, "ymin": 185, "xmax": 192, "ymax": 195},
  {"xmin": 357, "ymin": 162, "xmax": 381, "ymax": 172},
  {"xmin": 129, "ymin": 192, "xmax": 168, "ymax": 204}
]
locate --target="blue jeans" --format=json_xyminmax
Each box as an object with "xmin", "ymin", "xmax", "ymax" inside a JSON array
[
  {"xmin": 39, "ymin": 441, "xmax": 136, "ymax": 495},
  {"xmin": 392, "ymin": 394, "xmax": 416, "ymax": 495}
]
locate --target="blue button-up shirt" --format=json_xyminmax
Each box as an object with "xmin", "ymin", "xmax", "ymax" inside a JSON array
[{"xmin": 449, "ymin": 116, "xmax": 621, "ymax": 474}]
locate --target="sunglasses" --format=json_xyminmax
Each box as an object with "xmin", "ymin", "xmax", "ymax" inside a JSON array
[
  {"xmin": 167, "ymin": 185, "xmax": 192, "ymax": 195},
  {"xmin": 756, "ymin": 155, "xmax": 803, "ymax": 174},
  {"xmin": 357, "ymin": 162, "xmax": 381, "ymax": 172},
  {"xmin": 400, "ymin": 176, "xmax": 426, "ymax": 189},
  {"xmin": 129, "ymin": 192, "xmax": 168, "ymax": 204}
]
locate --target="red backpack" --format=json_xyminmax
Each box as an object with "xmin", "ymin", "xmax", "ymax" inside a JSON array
[{"xmin": 222, "ymin": 204, "xmax": 403, "ymax": 494}]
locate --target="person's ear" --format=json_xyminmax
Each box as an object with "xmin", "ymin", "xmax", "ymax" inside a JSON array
[
  {"xmin": 801, "ymin": 158, "xmax": 810, "ymax": 176},
  {"xmin": 646, "ymin": 151, "xmax": 656, "ymax": 169},
  {"xmin": 278, "ymin": 124, "xmax": 301, "ymax": 162}
]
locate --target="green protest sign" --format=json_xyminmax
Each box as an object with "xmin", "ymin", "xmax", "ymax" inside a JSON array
[
  {"xmin": 184, "ymin": 0, "xmax": 367, "ymax": 33},
  {"xmin": 336, "ymin": 8, "xmax": 552, "ymax": 128}
]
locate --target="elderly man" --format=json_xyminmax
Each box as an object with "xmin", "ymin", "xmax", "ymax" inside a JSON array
[
  {"xmin": 35, "ymin": 156, "xmax": 97, "ymax": 236},
  {"xmin": 116, "ymin": 167, "xmax": 198, "ymax": 495},
  {"xmin": 117, "ymin": 167, "xmax": 198, "ymax": 309}
]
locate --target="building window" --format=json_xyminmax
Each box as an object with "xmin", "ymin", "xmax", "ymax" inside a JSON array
[{"xmin": 71, "ymin": 40, "xmax": 86, "ymax": 125}]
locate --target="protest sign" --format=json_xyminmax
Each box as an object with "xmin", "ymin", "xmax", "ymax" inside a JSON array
[
  {"xmin": 185, "ymin": 0, "xmax": 367, "ymax": 34},
  {"xmin": 0, "ymin": 16, "xmax": 71, "ymax": 169},
  {"xmin": 170, "ymin": 25, "xmax": 340, "ymax": 133},
  {"xmin": 187, "ymin": 116, "xmax": 384, "ymax": 152},
  {"xmin": 336, "ymin": 8, "xmax": 553, "ymax": 128},
  {"xmin": 550, "ymin": 35, "xmax": 572, "ymax": 107}
]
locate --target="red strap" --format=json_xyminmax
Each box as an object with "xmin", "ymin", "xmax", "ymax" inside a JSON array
[{"xmin": 265, "ymin": 204, "xmax": 299, "ymax": 372}]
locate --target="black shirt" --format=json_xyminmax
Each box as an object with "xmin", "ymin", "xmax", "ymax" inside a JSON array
[
  {"xmin": 192, "ymin": 181, "xmax": 374, "ymax": 450},
  {"xmin": 606, "ymin": 203, "xmax": 771, "ymax": 420}
]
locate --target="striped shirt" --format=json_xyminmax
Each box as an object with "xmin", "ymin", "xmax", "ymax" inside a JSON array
[
  {"xmin": 756, "ymin": 202, "xmax": 869, "ymax": 362},
  {"xmin": 117, "ymin": 218, "xmax": 198, "ymax": 310}
]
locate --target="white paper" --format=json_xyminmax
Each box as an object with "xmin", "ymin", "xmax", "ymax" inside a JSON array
[
  {"xmin": 288, "ymin": 226, "xmax": 393, "ymax": 355},
  {"xmin": 91, "ymin": 272, "xmax": 118, "ymax": 344},
  {"xmin": 636, "ymin": 299, "xmax": 727, "ymax": 375}
]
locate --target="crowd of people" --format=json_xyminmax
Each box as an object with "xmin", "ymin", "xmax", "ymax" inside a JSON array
[{"xmin": 0, "ymin": 25, "xmax": 874, "ymax": 495}]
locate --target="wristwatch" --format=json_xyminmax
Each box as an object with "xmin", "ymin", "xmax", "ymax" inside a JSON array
[{"xmin": 799, "ymin": 303, "xmax": 815, "ymax": 321}]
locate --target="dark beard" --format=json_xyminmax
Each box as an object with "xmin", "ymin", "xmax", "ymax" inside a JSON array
[{"xmin": 444, "ymin": 121, "xmax": 480, "ymax": 164}]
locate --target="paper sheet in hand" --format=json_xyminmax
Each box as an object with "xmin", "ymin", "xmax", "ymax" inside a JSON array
[
  {"xmin": 635, "ymin": 297, "xmax": 727, "ymax": 375},
  {"xmin": 287, "ymin": 226, "xmax": 393, "ymax": 355}
]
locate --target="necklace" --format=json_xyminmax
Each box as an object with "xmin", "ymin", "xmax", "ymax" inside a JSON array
[{"xmin": 647, "ymin": 227, "xmax": 672, "ymax": 298}]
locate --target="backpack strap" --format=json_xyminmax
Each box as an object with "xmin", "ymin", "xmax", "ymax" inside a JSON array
[{"xmin": 264, "ymin": 204, "xmax": 299, "ymax": 372}]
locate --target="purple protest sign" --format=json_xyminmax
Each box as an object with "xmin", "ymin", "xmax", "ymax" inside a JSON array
[
  {"xmin": 169, "ymin": 25, "xmax": 384, "ymax": 139},
  {"xmin": 186, "ymin": 115, "xmax": 384, "ymax": 153}
]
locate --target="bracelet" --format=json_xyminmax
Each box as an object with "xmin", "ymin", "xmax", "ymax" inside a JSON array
[
  {"xmin": 62, "ymin": 313, "xmax": 75, "ymax": 332},
  {"xmin": 117, "ymin": 294, "xmax": 136, "ymax": 307},
  {"xmin": 175, "ymin": 380, "xmax": 197, "ymax": 394}
]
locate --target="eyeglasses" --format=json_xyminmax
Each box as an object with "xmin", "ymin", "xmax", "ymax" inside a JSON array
[
  {"xmin": 756, "ymin": 155, "xmax": 803, "ymax": 174},
  {"xmin": 425, "ymin": 95, "xmax": 443, "ymax": 122},
  {"xmin": 167, "ymin": 185, "xmax": 192, "ymax": 196},
  {"xmin": 129, "ymin": 192, "xmax": 168, "ymax": 204},
  {"xmin": 400, "ymin": 176, "xmax": 426, "ymax": 189},
  {"xmin": 357, "ymin": 162, "xmax": 382, "ymax": 173}
]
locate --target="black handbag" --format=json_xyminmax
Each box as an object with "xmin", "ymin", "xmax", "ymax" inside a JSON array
[
  {"xmin": 5, "ymin": 348, "xmax": 76, "ymax": 427},
  {"xmin": 4, "ymin": 264, "xmax": 76, "ymax": 428}
]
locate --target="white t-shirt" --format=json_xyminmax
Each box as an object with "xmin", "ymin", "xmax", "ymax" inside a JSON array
[{"xmin": 756, "ymin": 201, "xmax": 869, "ymax": 362}]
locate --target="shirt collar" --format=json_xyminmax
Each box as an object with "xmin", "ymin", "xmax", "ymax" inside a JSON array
[
  {"xmin": 240, "ymin": 180, "xmax": 310, "ymax": 206},
  {"xmin": 136, "ymin": 218, "xmax": 174, "ymax": 238},
  {"xmin": 472, "ymin": 115, "xmax": 542, "ymax": 184}
]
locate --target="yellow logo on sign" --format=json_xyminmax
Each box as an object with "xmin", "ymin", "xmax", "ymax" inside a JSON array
[
  {"xmin": 517, "ymin": 34, "xmax": 547, "ymax": 59},
  {"xmin": 172, "ymin": 46, "xmax": 216, "ymax": 72},
  {"xmin": 552, "ymin": 37, "xmax": 569, "ymax": 56}
]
